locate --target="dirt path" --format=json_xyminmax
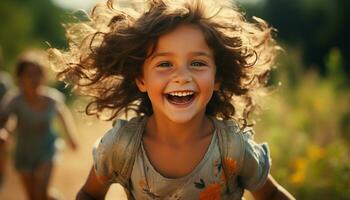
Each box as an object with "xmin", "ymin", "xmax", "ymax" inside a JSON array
[{"xmin": 0, "ymin": 116, "xmax": 127, "ymax": 200}]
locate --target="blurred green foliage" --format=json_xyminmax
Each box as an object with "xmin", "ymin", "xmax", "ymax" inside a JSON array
[
  {"xmin": 254, "ymin": 47, "xmax": 350, "ymax": 199},
  {"xmin": 240, "ymin": 0, "xmax": 350, "ymax": 77},
  {"xmin": 0, "ymin": 0, "xmax": 68, "ymax": 72},
  {"xmin": 237, "ymin": 1, "xmax": 350, "ymax": 198}
]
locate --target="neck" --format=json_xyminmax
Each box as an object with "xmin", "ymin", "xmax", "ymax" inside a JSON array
[
  {"xmin": 21, "ymin": 87, "xmax": 41, "ymax": 102},
  {"xmin": 145, "ymin": 113, "xmax": 213, "ymax": 146}
]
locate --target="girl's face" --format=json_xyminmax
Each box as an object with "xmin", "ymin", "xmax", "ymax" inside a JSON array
[
  {"xmin": 19, "ymin": 64, "xmax": 43, "ymax": 96},
  {"xmin": 136, "ymin": 24, "xmax": 219, "ymax": 123}
]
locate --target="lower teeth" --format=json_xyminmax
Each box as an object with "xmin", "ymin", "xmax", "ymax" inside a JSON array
[{"xmin": 167, "ymin": 95, "xmax": 193, "ymax": 104}]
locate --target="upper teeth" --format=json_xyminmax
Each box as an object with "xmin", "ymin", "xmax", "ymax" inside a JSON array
[{"xmin": 168, "ymin": 91, "xmax": 194, "ymax": 97}]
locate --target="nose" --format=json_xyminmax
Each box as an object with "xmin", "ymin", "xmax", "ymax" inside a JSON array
[{"xmin": 172, "ymin": 65, "xmax": 192, "ymax": 84}]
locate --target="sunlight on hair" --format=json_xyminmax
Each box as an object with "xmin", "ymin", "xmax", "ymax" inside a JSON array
[{"xmin": 48, "ymin": 0, "xmax": 279, "ymax": 123}]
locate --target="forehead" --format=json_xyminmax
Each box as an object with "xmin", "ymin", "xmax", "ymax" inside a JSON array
[{"xmin": 154, "ymin": 24, "xmax": 213, "ymax": 54}]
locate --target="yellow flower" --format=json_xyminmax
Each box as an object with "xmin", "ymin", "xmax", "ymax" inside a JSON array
[
  {"xmin": 307, "ymin": 144, "xmax": 325, "ymax": 161},
  {"xmin": 290, "ymin": 158, "xmax": 307, "ymax": 184},
  {"xmin": 290, "ymin": 170, "xmax": 305, "ymax": 185}
]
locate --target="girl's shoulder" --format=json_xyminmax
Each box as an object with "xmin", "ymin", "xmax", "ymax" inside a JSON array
[
  {"xmin": 97, "ymin": 118, "xmax": 129, "ymax": 149},
  {"xmin": 96, "ymin": 116, "xmax": 145, "ymax": 150},
  {"xmin": 92, "ymin": 116, "xmax": 146, "ymax": 186},
  {"xmin": 211, "ymin": 117, "xmax": 256, "ymax": 140},
  {"xmin": 212, "ymin": 117, "xmax": 271, "ymax": 191},
  {"xmin": 39, "ymin": 86, "xmax": 65, "ymax": 104}
]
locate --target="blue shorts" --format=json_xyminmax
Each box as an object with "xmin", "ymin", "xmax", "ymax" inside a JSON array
[{"xmin": 14, "ymin": 143, "xmax": 56, "ymax": 172}]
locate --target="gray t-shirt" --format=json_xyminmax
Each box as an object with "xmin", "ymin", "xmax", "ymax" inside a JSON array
[
  {"xmin": 130, "ymin": 132, "xmax": 225, "ymax": 200},
  {"xmin": 93, "ymin": 120, "xmax": 271, "ymax": 200},
  {"xmin": 0, "ymin": 86, "xmax": 65, "ymax": 170}
]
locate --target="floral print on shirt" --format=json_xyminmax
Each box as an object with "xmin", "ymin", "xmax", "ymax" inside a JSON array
[{"xmin": 193, "ymin": 157, "xmax": 238, "ymax": 200}]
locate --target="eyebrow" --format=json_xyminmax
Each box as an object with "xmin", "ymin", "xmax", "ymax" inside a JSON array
[{"xmin": 150, "ymin": 51, "xmax": 213, "ymax": 59}]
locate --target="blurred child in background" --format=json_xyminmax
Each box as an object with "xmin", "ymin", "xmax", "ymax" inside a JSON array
[{"xmin": 0, "ymin": 51, "xmax": 78, "ymax": 200}]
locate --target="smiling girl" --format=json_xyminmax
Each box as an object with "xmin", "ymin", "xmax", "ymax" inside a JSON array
[{"xmin": 49, "ymin": 0, "xmax": 294, "ymax": 199}]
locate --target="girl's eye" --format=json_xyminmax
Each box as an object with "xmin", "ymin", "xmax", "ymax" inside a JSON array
[
  {"xmin": 157, "ymin": 62, "xmax": 172, "ymax": 68},
  {"xmin": 191, "ymin": 61, "xmax": 207, "ymax": 67}
]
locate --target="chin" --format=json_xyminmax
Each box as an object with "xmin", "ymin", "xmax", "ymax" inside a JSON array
[
  {"xmin": 168, "ymin": 117, "xmax": 193, "ymax": 124},
  {"xmin": 164, "ymin": 112, "xmax": 203, "ymax": 124}
]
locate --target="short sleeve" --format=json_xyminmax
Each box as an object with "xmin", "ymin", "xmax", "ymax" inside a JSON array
[
  {"xmin": 92, "ymin": 120, "xmax": 125, "ymax": 180},
  {"xmin": 239, "ymin": 129, "xmax": 271, "ymax": 191}
]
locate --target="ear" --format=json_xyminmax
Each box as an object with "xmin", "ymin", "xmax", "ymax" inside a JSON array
[{"xmin": 135, "ymin": 77, "xmax": 147, "ymax": 92}]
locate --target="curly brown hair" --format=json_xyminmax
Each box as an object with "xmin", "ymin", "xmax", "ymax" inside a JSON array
[{"xmin": 48, "ymin": 0, "xmax": 279, "ymax": 124}]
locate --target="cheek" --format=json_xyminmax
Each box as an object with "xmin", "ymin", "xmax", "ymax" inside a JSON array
[
  {"xmin": 144, "ymin": 71, "xmax": 167, "ymax": 87},
  {"xmin": 198, "ymin": 72, "xmax": 217, "ymax": 89},
  {"xmin": 143, "ymin": 75, "xmax": 164, "ymax": 97}
]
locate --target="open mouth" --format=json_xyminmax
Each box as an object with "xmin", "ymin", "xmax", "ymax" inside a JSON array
[{"xmin": 165, "ymin": 91, "xmax": 195, "ymax": 105}]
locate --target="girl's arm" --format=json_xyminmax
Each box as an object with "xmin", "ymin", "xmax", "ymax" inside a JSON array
[
  {"xmin": 251, "ymin": 174, "xmax": 295, "ymax": 200},
  {"xmin": 0, "ymin": 98, "xmax": 15, "ymax": 143},
  {"xmin": 77, "ymin": 166, "xmax": 111, "ymax": 200},
  {"xmin": 56, "ymin": 103, "xmax": 78, "ymax": 150}
]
